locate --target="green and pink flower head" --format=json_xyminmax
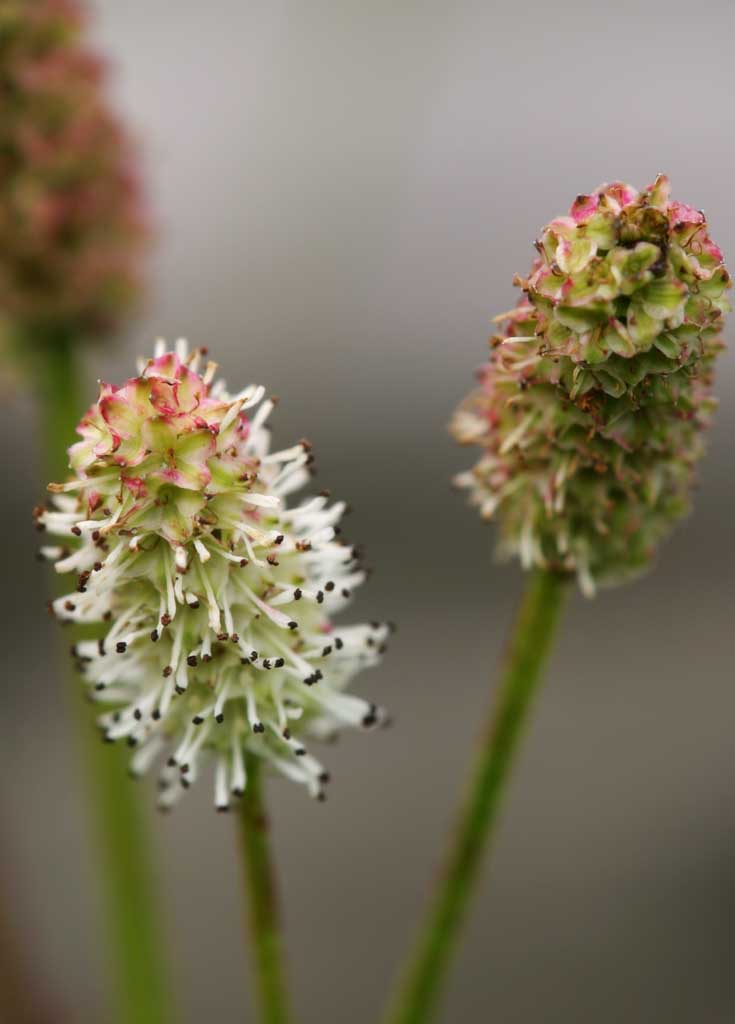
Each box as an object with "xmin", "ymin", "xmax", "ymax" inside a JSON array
[
  {"xmin": 36, "ymin": 341, "xmax": 391, "ymax": 809},
  {"xmin": 0, "ymin": 0, "xmax": 147, "ymax": 343},
  {"xmin": 451, "ymin": 175, "xmax": 729, "ymax": 593}
]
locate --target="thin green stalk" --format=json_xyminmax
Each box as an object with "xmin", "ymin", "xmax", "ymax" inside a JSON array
[
  {"xmin": 383, "ymin": 570, "xmax": 569, "ymax": 1024},
  {"xmin": 237, "ymin": 755, "xmax": 292, "ymax": 1024},
  {"xmin": 36, "ymin": 332, "xmax": 172, "ymax": 1024}
]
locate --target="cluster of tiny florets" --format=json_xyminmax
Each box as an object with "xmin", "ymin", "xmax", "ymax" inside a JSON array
[
  {"xmin": 36, "ymin": 341, "xmax": 391, "ymax": 809},
  {"xmin": 0, "ymin": 0, "xmax": 147, "ymax": 341},
  {"xmin": 451, "ymin": 175, "xmax": 729, "ymax": 593}
]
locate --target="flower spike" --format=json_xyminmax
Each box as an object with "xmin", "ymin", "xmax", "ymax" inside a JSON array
[
  {"xmin": 451, "ymin": 175, "xmax": 729, "ymax": 593},
  {"xmin": 0, "ymin": 0, "xmax": 147, "ymax": 342},
  {"xmin": 37, "ymin": 341, "xmax": 391, "ymax": 810}
]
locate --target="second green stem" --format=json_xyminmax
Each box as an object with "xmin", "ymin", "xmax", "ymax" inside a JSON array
[{"xmin": 383, "ymin": 569, "xmax": 569, "ymax": 1024}]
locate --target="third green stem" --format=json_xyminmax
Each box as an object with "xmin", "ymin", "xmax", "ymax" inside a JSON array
[
  {"xmin": 383, "ymin": 569, "xmax": 569, "ymax": 1024},
  {"xmin": 38, "ymin": 334, "xmax": 172, "ymax": 1024}
]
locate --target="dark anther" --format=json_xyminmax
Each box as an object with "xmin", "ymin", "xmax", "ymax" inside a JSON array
[{"xmin": 362, "ymin": 704, "xmax": 378, "ymax": 727}]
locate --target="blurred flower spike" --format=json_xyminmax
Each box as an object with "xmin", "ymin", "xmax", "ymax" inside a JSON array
[
  {"xmin": 36, "ymin": 341, "xmax": 392, "ymax": 810},
  {"xmin": 0, "ymin": 0, "xmax": 147, "ymax": 345},
  {"xmin": 451, "ymin": 175, "xmax": 729, "ymax": 594}
]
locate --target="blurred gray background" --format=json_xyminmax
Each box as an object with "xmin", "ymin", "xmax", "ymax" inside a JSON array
[{"xmin": 2, "ymin": 0, "xmax": 734, "ymax": 1021}]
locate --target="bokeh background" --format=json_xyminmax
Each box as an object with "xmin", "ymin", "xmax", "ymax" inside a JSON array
[{"xmin": 2, "ymin": 0, "xmax": 734, "ymax": 1021}]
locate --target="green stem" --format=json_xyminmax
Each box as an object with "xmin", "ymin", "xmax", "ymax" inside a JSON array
[
  {"xmin": 237, "ymin": 756, "xmax": 292, "ymax": 1024},
  {"xmin": 36, "ymin": 332, "xmax": 172, "ymax": 1024},
  {"xmin": 383, "ymin": 570, "xmax": 569, "ymax": 1024}
]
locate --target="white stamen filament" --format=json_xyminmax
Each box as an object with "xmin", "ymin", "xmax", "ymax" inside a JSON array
[
  {"xmin": 215, "ymin": 758, "xmax": 229, "ymax": 809},
  {"xmin": 230, "ymin": 734, "xmax": 246, "ymax": 795},
  {"xmin": 194, "ymin": 538, "xmax": 211, "ymax": 563}
]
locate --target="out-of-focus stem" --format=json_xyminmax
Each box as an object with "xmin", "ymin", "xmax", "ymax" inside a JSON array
[
  {"xmin": 36, "ymin": 332, "xmax": 173, "ymax": 1024},
  {"xmin": 237, "ymin": 755, "xmax": 292, "ymax": 1024},
  {"xmin": 382, "ymin": 570, "xmax": 569, "ymax": 1024},
  {"xmin": 0, "ymin": 842, "xmax": 65, "ymax": 1023}
]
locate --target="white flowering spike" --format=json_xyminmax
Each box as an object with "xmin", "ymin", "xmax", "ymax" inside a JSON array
[{"xmin": 36, "ymin": 342, "xmax": 392, "ymax": 810}]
